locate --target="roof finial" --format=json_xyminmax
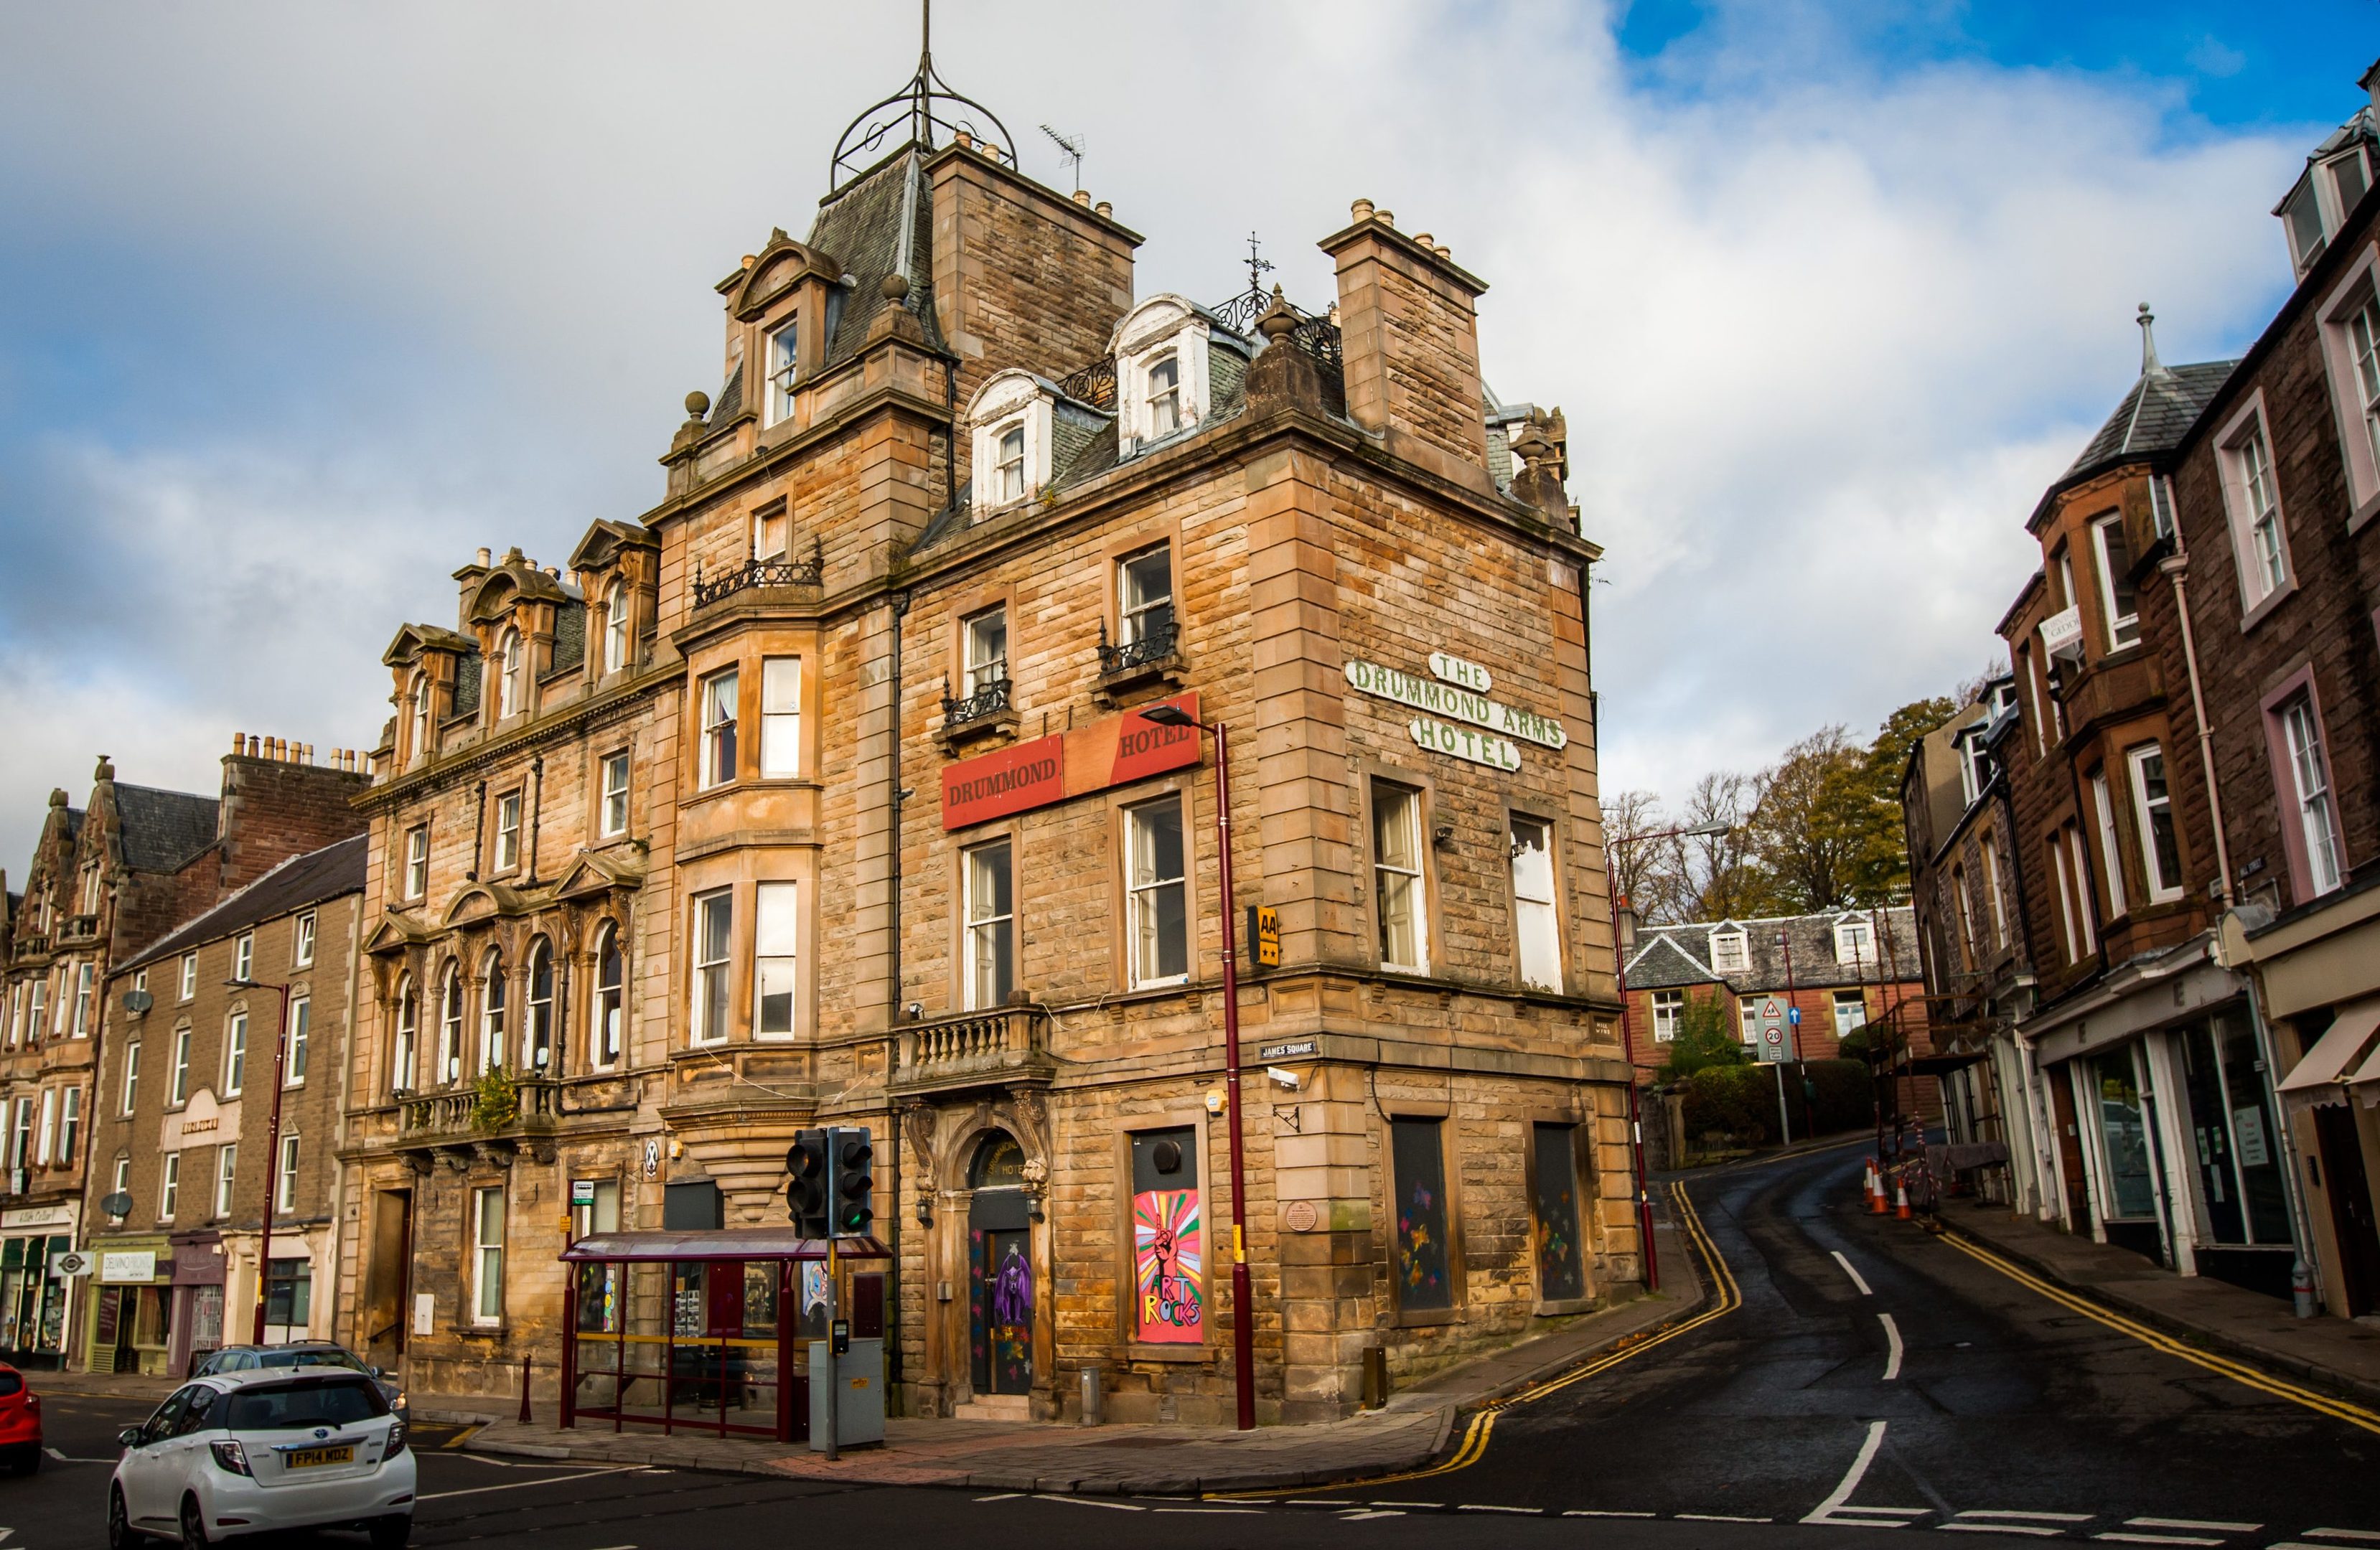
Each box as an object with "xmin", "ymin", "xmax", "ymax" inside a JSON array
[{"xmin": 2137, "ymin": 302, "xmax": 2169, "ymax": 379}]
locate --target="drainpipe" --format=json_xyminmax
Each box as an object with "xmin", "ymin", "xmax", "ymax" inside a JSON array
[
  {"xmin": 2160, "ymin": 552, "xmax": 2234, "ymax": 902},
  {"xmin": 884, "ymin": 588, "xmax": 913, "ymax": 1398}
]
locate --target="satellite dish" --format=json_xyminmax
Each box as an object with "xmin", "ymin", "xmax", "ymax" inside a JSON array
[
  {"xmin": 101, "ymin": 1191, "xmax": 134, "ymax": 1219},
  {"xmin": 123, "ymin": 990, "xmax": 153, "ymax": 1014}
]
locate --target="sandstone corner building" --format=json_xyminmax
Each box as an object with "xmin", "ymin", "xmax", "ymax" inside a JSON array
[{"xmin": 336, "ymin": 66, "xmax": 1631, "ymax": 1427}]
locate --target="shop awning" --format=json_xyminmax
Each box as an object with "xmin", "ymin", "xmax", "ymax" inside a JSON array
[
  {"xmin": 561, "ymin": 1230, "xmax": 890, "ymax": 1264},
  {"xmin": 2274, "ymin": 997, "xmax": 2380, "ymax": 1110}
]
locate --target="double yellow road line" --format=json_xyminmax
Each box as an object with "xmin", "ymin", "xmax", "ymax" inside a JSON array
[{"xmin": 1939, "ymin": 1228, "xmax": 2380, "ymax": 1437}]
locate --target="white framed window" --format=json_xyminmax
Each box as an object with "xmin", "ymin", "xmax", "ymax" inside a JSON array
[
  {"xmin": 1650, "ymin": 990, "xmax": 1684, "ymax": 1043},
  {"xmin": 754, "ymin": 882, "xmax": 798, "ymax": 1038},
  {"xmin": 234, "ymin": 934, "xmax": 254, "ymax": 983},
  {"xmin": 766, "ymin": 317, "xmax": 799, "ymax": 427},
  {"xmin": 224, "ymin": 1010, "xmax": 248, "ymax": 1096},
  {"xmin": 293, "ymin": 911, "xmax": 316, "ymax": 968},
  {"xmin": 1952, "ymin": 865, "xmax": 1977, "ymax": 967},
  {"xmin": 699, "ymin": 669, "xmax": 739, "ymax": 789},
  {"xmin": 2149, "ymin": 474, "xmax": 2178, "ymax": 542},
  {"xmin": 2279, "ymin": 694, "xmax": 2345, "ymax": 898},
  {"xmin": 80, "ymin": 863, "xmax": 101, "ymax": 913},
  {"xmin": 497, "ymin": 627, "xmax": 525, "ymax": 719},
  {"xmin": 603, "ymin": 581, "xmax": 631, "ymax": 674},
  {"xmin": 1738, "ymin": 996, "xmax": 1761, "ymax": 1043},
  {"xmin": 57, "ymin": 1085, "xmax": 79, "ymax": 1165},
  {"xmin": 409, "ymin": 672, "xmax": 434, "ymax": 764},
  {"xmin": 691, "ymin": 889, "xmax": 733, "ymax": 1045},
  {"xmin": 478, "ymin": 949, "xmax": 507, "ymax": 1071},
  {"xmin": 1509, "ymin": 814, "xmax": 1561, "ymax": 992},
  {"xmin": 404, "ymin": 825, "xmax": 429, "ymax": 902},
  {"xmin": 963, "ymin": 840, "xmax": 1014, "ymax": 1010},
  {"xmin": 525, "ymin": 939, "xmax": 554, "ymax": 1072},
  {"xmin": 6, "ymin": 984, "xmax": 18, "ymax": 1047},
  {"xmin": 2341, "ymin": 288, "xmax": 2380, "ymax": 501},
  {"xmin": 161, "ymin": 1152, "xmax": 181, "ymax": 1221},
  {"xmin": 1981, "ymin": 834, "xmax": 2010, "ymax": 947},
  {"xmin": 1833, "ymin": 990, "xmax": 1868, "ymax": 1038},
  {"xmin": 439, "ymin": 964, "xmax": 464, "ymax": 1084},
  {"xmin": 2090, "ymin": 771, "xmax": 2128, "ymax": 921},
  {"xmin": 963, "ymin": 606, "xmax": 1008, "ymax": 696},
  {"xmin": 121, "ymin": 1041, "xmax": 140, "ymax": 1115},
  {"xmin": 35, "ymin": 1089, "xmax": 55, "ymax": 1166},
  {"xmin": 1709, "ymin": 930, "xmax": 1749, "ymax": 974},
  {"xmin": 2126, "ymin": 746, "xmax": 2184, "ymax": 903},
  {"xmin": 599, "ymin": 751, "xmax": 630, "ymax": 837},
  {"xmin": 50, "ymin": 968, "xmax": 66, "ymax": 1036},
  {"xmin": 22, "ymin": 982, "xmax": 39, "ymax": 1044},
  {"xmin": 215, "ymin": 1143, "xmax": 238, "ymax": 1218},
  {"xmin": 2050, "ymin": 837, "xmax": 2079, "ymax": 965},
  {"xmin": 752, "ymin": 502, "xmax": 789, "ymax": 562},
  {"xmin": 1833, "ymin": 919, "xmax": 1875, "ymax": 967},
  {"xmin": 592, "ymin": 922, "xmax": 624, "ymax": 1068},
  {"xmin": 472, "ymin": 1185, "xmax": 505, "ymax": 1325},
  {"xmin": 111, "ymin": 1155, "xmax": 130, "ymax": 1213},
  {"xmin": 996, "ymin": 423, "xmax": 1026, "ymax": 501},
  {"xmin": 70, "ymin": 961, "xmax": 93, "ymax": 1038},
  {"xmin": 494, "ymin": 790, "xmax": 522, "ymax": 873},
  {"xmin": 392, "ymin": 975, "xmax": 416, "ymax": 1094},
  {"xmin": 5, "ymin": 1100, "xmax": 25, "ymax": 1169},
  {"xmin": 2068, "ymin": 827, "xmax": 2098, "ymax": 954},
  {"xmin": 1124, "ymin": 797, "xmax": 1189, "ymax": 988},
  {"xmin": 287, "ymin": 995, "xmax": 309, "ymax": 1084},
  {"xmin": 760, "ymin": 657, "xmax": 800, "ymax": 778},
  {"xmin": 1118, "ymin": 544, "xmax": 1174, "ymax": 649},
  {"xmin": 1145, "ymin": 353, "xmax": 1181, "ymax": 437},
  {"xmin": 2218, "ymin": 403, "xmax": 2291, "ymax": 611},
  {"xmin": 1372, "ymin": 781, "xmax": 1429, "ymax": 973},
  {"xmin": 2089, "ymin": 512, "xmax": 2140, "ymax": 650},
  {"xmin": 277, "ymin": 1132, "xmax": 299, "ymax": 1213}
]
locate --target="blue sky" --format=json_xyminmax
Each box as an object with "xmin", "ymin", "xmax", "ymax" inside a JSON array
[{"xmin": 0, "ymin": 1, "xmax": 2366, "ymax": 870}]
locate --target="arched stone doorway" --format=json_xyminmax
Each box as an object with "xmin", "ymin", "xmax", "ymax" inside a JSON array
[{"xmin": 966, "ymin": 1133, "xmax": 1033, "ymax": 1398}]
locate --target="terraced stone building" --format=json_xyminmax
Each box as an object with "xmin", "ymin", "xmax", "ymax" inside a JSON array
[{"xmin": 338, "ymin": 57, "xmax": 1631, "ymax": 1426}]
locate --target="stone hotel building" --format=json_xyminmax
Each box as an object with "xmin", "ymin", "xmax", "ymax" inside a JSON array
[{"xmin": 337, "ymin": 67, "xmax": 1629, "ymax": 1425}]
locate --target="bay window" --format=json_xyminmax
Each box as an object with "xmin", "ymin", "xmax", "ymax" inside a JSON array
[
  {"xmin": 2089, "ymin": 512, "xmax": 2140, "ymax": 649},
  {"xmin": 700, "ymin": 669, "xmax": 739, "ymax": 788},
  {"xmin": 754, "ymin": 882, "xmax": 798, "ymax": 1038},
  {"xmin": 760, "ymin": 657, "xmax": 800, "ymax": 778},
  {"xmin": 692, "ymin": 890, "xmax": 733, "ymax": 1044},
  {"xmin": 2126, "ymin": 746, "xmax": 2184, "ymax": 903},
  {"xmin": 2090, "ymin": 771, "xmax": 2127, "ymax": 921}
]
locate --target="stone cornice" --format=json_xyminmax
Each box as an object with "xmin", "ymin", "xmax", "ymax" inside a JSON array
[{"xmin": 355, "ymin": 662, "xmax": 678, "ymax": 814}]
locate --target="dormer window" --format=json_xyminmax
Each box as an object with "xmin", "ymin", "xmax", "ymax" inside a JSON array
[
  {"xmin": 602, "ymin": 582, "xmax": 629, "ymax": 674},
  {"xmin": 408, "ymin": 672, "xmax": 433, "ymax": 762},
  {"xmin": 497, "ymin": 628, "xmax": 525, "ymax": 719},
  {"xmin": 767, "ymin": 318, "xmax": 800, "ymax": 427},
  {"xmin": 996, "ymin": 425, "xmax": 1026, "ymax": 502},
  {"xmin": 1709, "ymin": 929, "xmax": 1748, "ymax": 974},
  {"xmin": 2280, "ymin": 143, "xmax": 2376, "ymax": 280},
  {"xmin": 1835, "ymin": 917, "xmax": 1877, "ymax": 968},
  {"xmin": 1146, "ymin": 354, "xmax": 1181, "ymax": 437}
]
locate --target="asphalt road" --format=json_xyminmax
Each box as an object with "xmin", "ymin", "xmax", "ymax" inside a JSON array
[{"xmin": 5, "ymin": 1142, "xmax": 2374, "ymax": 1548}]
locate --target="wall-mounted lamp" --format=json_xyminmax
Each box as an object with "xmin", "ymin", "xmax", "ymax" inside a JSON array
[
  {"xmin": 1433, "ymin": 825, "xmax": 1456, "ymax": 851},
  {"xmin": 916, "ymin": 1196, "xmax": 933, "ymax": 1226}
]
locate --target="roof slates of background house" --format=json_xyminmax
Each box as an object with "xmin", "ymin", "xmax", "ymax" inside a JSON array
[{"xmin": 1626, "ymin": 906, "xmax": 1922, "ymax": 992}]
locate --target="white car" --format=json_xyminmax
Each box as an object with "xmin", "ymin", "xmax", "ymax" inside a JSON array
[{"xmin": 108, "ymin": 1366, "xmax": 415, "ymax": 1547}]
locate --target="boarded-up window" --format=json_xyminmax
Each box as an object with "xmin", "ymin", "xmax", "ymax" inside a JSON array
[
  {"xmin": 1390, "ymin": 1118, "xmax": 1453, "ymax": 1311},
  {"xmin": 1129, "ymin": 1127, "xmax": 1203, "ymax": 1343},
  {"xmin": 1531, "ymin": 1123, "xmax": 1586, "ymax": 1302}
]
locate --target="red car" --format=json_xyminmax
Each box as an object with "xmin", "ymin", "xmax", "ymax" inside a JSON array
[{"xmin": 0, "ymin": 1364, "xmax": 39, "ymax": 1474}]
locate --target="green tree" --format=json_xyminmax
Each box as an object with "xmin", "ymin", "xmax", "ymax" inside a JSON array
[{"xmin": 1659, "ymin": 990, "xmax": 1748, "ymax": 1079}]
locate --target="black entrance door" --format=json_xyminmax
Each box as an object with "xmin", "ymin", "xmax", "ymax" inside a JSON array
[
  {"xmin": 968, "ymin": 1188, "xmax": 1032, "ymax": 1397},
  {"xmin": 2314, "ymin": 1105, "xmax": 2380, "ymax": 1316}
]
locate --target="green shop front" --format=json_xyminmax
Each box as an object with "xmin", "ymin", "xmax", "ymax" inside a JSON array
[{"xmin": 0, "ymin": 1203, "xmax": 81, "ymax": 1369}]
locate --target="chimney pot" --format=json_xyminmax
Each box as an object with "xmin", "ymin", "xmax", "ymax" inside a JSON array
[
  {"xmin": 1350, "ymin": 197, "xmax": 1375, "ymax": 224},
  {"xmin": 247, "ymin": 736, "xmax": 261, "ymax": 758},
  {"xmin": 1412, "ymin": 232, "xmax": 1433, "ymax": 249},
  {"xmin": 1435, "ymin": 244, "xmax": 1451, "ymax": 260},
  {"xmin": 476, "ymin": 548, "xmax": 492, "ymax": 568},
  {"xmin": 1072, "ymin": 189, "xmax": 1091, "ymax": 206},
  {"xmin": 1095, "ymin": 200, "xmax": 1112, "ymax": 219},
  {"xmin": 1375, "ymin": 209, "xmax": 1393, "ymax": 227},
  {"xmin": 232, "ymin": 731, "xmax": 245, "ymax": 753}
]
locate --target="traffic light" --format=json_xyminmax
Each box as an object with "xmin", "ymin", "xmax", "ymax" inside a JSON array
[
  {"xmin": 830, "ymin": 1127, "xmax": 874, "ymax": 1237},
  {"xmin": 786, "ymin": 1129, "xmax": 830, "ymax": 1237}
]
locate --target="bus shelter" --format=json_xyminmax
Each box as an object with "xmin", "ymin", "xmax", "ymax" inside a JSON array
[{"xmin": 558, "ymin": 1229, "xmax": 890, "ymax": 1444}]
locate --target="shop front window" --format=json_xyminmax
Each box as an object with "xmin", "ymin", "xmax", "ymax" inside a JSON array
[
  {"xmin": 2092, "ymin": 1051, "xmax": 2157, "ymax": 1219},
  {"xmin": 2180, "ymin": 1013, "xmax": 2292, "ymax": 1246}
]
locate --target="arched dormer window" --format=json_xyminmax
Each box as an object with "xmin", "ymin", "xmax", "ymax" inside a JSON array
[
  {"xmin": 478, "ymin": 949, "xmax": 507, "ymax": 1073},
  {"xmin": 497, "ymin": 629, "xmax": 525, "ymax": 719},
  {"xmin": 1111, "ymin": 295, "xmax": 1240, "ymax": 459},
  {"xmin": 392, "ymin": 972, "xmax": 417, "ymax": 1094},
  {"xmin": 525, "ymin": 938, "xmax": 555, "ymax": 1074},
  {"xmin": 1146, "ymin": 352, "xmax": 1181, "ymax": 437},
  {"xmin": 591, "ymin": 921, "xmax": 624, "ymax": 1070},
  {"xmin": 408, "ymin": 672, "xmax": 433, "ymax": 764},
  {"xmin": 439, "ymin": 963, "xmax": 464, "ymax": 1086},
  {"xmin": 965, "ymin": 369, "xmax": 1062, "ymax": 513},
  {"xmin": 995, "ymin": 425, "xmax": 1026, "ymax": 501},
  {"xmin": 603, "ymin": 582, "xmax": 629, "ymax": 675}
]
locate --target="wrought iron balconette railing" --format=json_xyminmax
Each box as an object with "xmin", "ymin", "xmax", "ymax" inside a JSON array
[
  {"xmin": 1057, "ymin": 354, "xmax": 1117, "ymax": 410},
  {"xmin": 691, "ymin": 539, "xmax": 826, "ymax": 609},
  {"xmin": 942, "ymin": 677, "xmax": 1013, "ymax": 730},
  {"xmin": 1097, "ymin": 617, "xmax": 1179, "ymax": 678}
]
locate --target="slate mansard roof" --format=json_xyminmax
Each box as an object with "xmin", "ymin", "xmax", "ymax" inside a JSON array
[
  {"xmin": 113, "ymin": 784, "xmax": 221, "ymax": 873},
  {"xmin": 119, "ymin": 833, "xmax": 366, "ymax": 974},
  {"xmin": 1626, "ymin": 906, "xmax": 1922, "ymax": 994},
  {"xmin": 2062, "ymin": 360, "xmax": 2238, "ymax": 485}
]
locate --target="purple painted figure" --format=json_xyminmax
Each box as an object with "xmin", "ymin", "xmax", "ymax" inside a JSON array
[{"xmin": 990, "ymin": 1241, "xmax": 1032, "ymax": 1328}]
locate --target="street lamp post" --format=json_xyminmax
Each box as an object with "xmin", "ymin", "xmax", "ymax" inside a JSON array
[
  {"xmin": 1607, "ymin": 819, "xmax": 1730, "ymax": 1295},
  {"xmin": 1140, "ymin": 703, "xmax": 1255, "ymax": 1431},
  {"xmin": 226, "ymin": 977, "xmax": 294, "ymax": 1346}
]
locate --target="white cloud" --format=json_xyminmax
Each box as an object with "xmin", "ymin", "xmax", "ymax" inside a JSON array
[{"xmin": 0, "ymin": 0, "xmax": 2328, "ymax": 865}]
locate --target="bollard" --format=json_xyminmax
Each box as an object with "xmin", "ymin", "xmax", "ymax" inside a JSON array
[
  {"xmin": 1361, "ymin": 1345, "xmax": 1390, "ymax": 1411},
  {"xmin": 2292, "ymin": 1258, "xmax": 2318, "ymax": 1319},
  {"xmin": 518, "ymin": 1354, "xmax": 533, "ymax": 1424},
  {"xmin": 1079, "ymin": 1363, "xmax": 1102, "ymax": 1426}
]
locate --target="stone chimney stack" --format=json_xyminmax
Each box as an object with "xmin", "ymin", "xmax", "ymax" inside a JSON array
[
  {"xmin": 1320, "ymin": 200, "xmax": 1492, "ymax": 492},
  {"xmin": 217, "ymin": 731, "xmax": 373, "ymax": 894}
]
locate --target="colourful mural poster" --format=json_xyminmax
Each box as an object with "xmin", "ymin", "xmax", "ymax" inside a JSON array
[
  {"xmin": 1132, "ymin": 1187, "xmax": 1204, "ymax": 1342},
  {"xmin": 1531, "ymin": 1122, "xmax": 1587, "ymax": 1302},
  {"xmin": 1391, "ymin": 1117, "xmax": 1453, "ymax": 1310}
]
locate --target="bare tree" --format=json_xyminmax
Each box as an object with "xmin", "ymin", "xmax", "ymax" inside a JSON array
[
  {"xmin": 1669, "ymin": 770, "xmax": 1764, "ymax": 922},
  {"xmin": 1601, "ymin": 789, "xmax": 1667, "ymax": 917}
]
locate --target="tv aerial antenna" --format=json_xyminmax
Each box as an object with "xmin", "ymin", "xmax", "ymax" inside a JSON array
[{"xmin": 1041, "ymin": 124, "xmax": 1085, "ymax": 195}]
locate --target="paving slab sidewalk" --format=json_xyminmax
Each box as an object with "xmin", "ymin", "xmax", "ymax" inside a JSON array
[
  {"xmin": 1934, "ymin": 1196, "xmax": 2380, "ymax": 1409},
  {"xmin": 456, "ymin": 1213, "xmax": 1709, "ymax": 1495}
]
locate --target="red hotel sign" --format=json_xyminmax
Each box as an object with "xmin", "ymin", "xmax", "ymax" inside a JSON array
[{"xmin": 942, "ymin": 693, "xmax": 1201, "ymax": 830}]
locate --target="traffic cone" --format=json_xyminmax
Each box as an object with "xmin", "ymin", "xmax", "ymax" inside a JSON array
[
  {"xmin": 1868, "ymin": 1164, "xmax": 1888, "ymax": 1214},
  {"xmin": 1896, "ymin": 1180, "xmax": 1911, "ymax": 1220}
]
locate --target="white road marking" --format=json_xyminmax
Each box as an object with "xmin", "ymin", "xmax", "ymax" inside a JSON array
[
  {"xmin": 1939, "ymin": 1526, "xmax": 2063, "ymax": 1538},
  {"xmin": 2127, "ymin": 1522, "xmax": 2259, "ymax": 1534},
  {"xmin": 1155, "ymin": 1508, "xmax": 1262, "ymax": 1515},
  {"xmin": 1959, "ymin": 1513, "xmax": 2095, "ymax": 1523},
  {"xmin": 2092, "ymin": 1536, "xmax": 2224, "ymax": 1546},
  {"xmin": 1288, "ymin": 1499, "xmax": 1357, "ymax": 1508},
  {"xmin": 1043, "ymin": 1496, "xmax": 1145, "ymax": 1511},
  {"xmin": 1832, "ymin": 1506, "xmax": 1927, "ymax": 1516},
  {"xmin": 1457, "ymin": 1504, "xmax": 1540, "ymax": 1514},
  {"xmin": 44, "ymin": 1447, "xmax": 115, "ymax": 1462},
  {"xmin": 1679, "ymin": 1514, "xmax": 1774, "ymax": 1523},
  {"xmin": 973, "ymin": 1494, "xmax": 1022, "ymax": 1501},
  {"xmin": 1339, "ymin": 1511, "xmax": 1407, "ymax": 1520},
  {"xmin": 1880, "ymin": 1313, "xmax": 1904, "ymax": 1381},
  {"xmin": 418, "ymin": 1465, "xmax": 654, "ymax": 1501},
  {"xmin": 1371, "ymin": 1501, "xmax": 1447, "ymax": 1508},
  {"xmin": 1832, "ymin": 1250, "xmax": 1875, "ymax": 1295},
  {"xmin": 2304, "ymin": 1536, "xmax": 2380, "ymax": 1545},
  {"xmin": 1804, "ymin": 1418, "xmax": 1896, "ymax": 1527},
  {"xmin": 1563, "ymin": 1510, "xmax": 1657, "ymax": 1518}
]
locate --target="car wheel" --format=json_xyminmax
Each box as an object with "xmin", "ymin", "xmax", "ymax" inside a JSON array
[
  {"xmin": 369, "ymin": 1514, "xmax": 413, "ymax": 1548},
  {"xmin": 178, "ymin": 1495, "xmax": 209, "ymax": 1548},
  {"xmin": 108, "ymin": 1485, "xmax": 140, "ymax": 1549},
  {"xmin": 18, "ymin": 1443, "xmax": 41, "ymax": 1474}
]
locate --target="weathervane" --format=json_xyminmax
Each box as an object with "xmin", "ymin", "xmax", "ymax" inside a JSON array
[
  {"xmin": 1245, "ymin": 232, "xmax": 1275, "ymax": 297},
  {"xmin": 830, "ymin": 0, "xmax": 1018, "ymax": 191}
]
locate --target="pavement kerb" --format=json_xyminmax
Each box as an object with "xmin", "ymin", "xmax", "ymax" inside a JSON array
[{"xmin": 1922, "ymin": 1210, "xmax": 2380, "ymax": 1414}]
